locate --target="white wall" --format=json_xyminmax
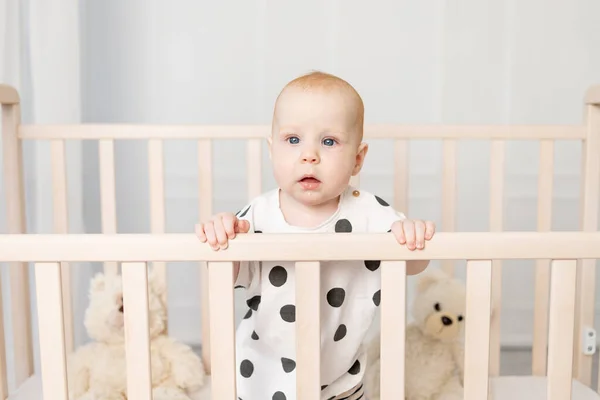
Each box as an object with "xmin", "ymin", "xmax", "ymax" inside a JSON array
[{"xmin": 76, "ymin": 0, "xmax": 600, "ymax": 351}]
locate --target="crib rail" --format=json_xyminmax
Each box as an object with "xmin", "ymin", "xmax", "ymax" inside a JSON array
[
  {"xmin": 0, "ymin": 232, "xmax": 592, "ymax": 400},
  {"xmin": 0, "ymin": 231, "xmax": 599, "ymax": 261}
]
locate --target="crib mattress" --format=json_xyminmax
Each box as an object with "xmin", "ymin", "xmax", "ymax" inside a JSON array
[
  {"xmin": 490, "ymin": 376, "xmax": 600, "ymax": 399},
  {"xmin": 8, "ymin": 374, "xmax": 600, "ymax": 399}
]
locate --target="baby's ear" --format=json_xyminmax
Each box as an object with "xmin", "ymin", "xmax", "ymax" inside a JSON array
[{"xmin": 417, "ymin": 268, "xmax": 448, "ymax": 294}]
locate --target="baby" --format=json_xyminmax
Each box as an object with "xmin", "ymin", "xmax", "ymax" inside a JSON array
[{"xmin": 196, "ymin": 71, "xmax": 435, "ymax": 400}]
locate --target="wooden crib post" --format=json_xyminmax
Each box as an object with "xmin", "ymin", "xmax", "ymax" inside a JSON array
[
  {"xmin": 573, "ymin": 85, "xmax": 600, "ymax": 386},
  {"xmin": 0, "ymin": 84, "xmax": 34, "ymax": 387}
]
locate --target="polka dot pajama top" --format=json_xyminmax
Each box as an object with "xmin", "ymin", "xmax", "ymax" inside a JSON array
[{"xmin": 233, "ymin": 185, "xmax": 406, "ymax": 400}]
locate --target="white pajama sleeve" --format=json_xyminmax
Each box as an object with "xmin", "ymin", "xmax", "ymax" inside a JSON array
[{"xmin": 366, "ymin": 194, "xmax": 407, "ymax": 233}]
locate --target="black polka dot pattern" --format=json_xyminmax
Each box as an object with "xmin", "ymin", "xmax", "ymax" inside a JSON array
[
  {"xmin": 243, "ymin": 309, "xmax": 252, "ymax": 319},
  {"xmin": 251, "ymin": 331, "xmax": 259, "ymax": 340},
  {"xmin": 272, "ymin": 392, "xmax": 286, "ymax": 400},
  {"xmin": 280, "ymin": 305, "xmax": 295, "ymax": 322},
  {"xmin": 348, "ymin": 359, "xmax": 361, "ymax": 375},
  {"xmin": 334, "ymin": 219, "xmax": 352, "ymax": 233},
  {"xmin": 240, "ymin": 360, "xmax": 254, "ymax": 378},
  {"xmin": 375, "ymin": 195, "xmax": 389, "ymax": 206},
  {"xmin": 281, "ymin": 357, "xmax": 296, "ymax": 373},
  {"xmin": 327, "ymin": 288, "xmax": 345, "ymax": 307},
  {"xmin": 254, "ymin": 230, "xmax": 262, "ymax": 233},
  {"xmin": 334, "ymin": 324, "xmax": 347, "ymax": 341},
  {"xmin": 373, "ymin": 290, "xmax": 381, "ymax": 306},
  {"xmin": 364, "ymin": 260, "xmax": 380, "ymax": 271},
  {"xmin": 247, "ymin": 295, "xmax": 261, "ymax": 311},
  {"xmin": 321, "ymin": 385, "xmax": 328, "ymax": 390},
  {"xmin": 238, "ymin": 205, "xmax": 251, "ymax": 218},
  {"xmin": 269, "ymin": 266, "xmax": 287, "ymax": 287}
]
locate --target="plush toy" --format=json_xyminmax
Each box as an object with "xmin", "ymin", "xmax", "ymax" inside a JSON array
[
  {"xmin": 66, "ymin": 269, "xmax": 206, "ymax": 400},
  {"xmin": 364, "ymin": 269, "xmax": 467, "ymax": 400}
]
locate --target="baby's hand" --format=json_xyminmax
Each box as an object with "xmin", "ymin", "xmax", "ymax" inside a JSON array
[
  {"xmin": 195, "ymin": 212, "xmax": 250, "ymax": 251},
  {"xmin": 391, "ymin": 219, "xmax": 435, "ymax": 250}
]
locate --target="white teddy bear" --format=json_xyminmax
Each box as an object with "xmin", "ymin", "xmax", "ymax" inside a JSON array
[
  {"xmin": 364, "ymin": 268, "xmax": 467, "ymax": 400},
  {"xmin": 66, "ymin": 269, "xmax": 206, "ymax": 400}
]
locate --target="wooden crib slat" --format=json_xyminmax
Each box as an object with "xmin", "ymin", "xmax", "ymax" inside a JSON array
[
  {"xmin": 99, "ymin": 139, "xmax": 118, "ymax": 275},
  {"xmin": 207, "ymin": 262, "xmax": 236, "ymax": 399},
  {"xmin": 380, "ymin": 261, "xmax": 407, "ymax": 399},
  {"xmin": 121, "ymin": 262, "xmax": 152, "ymax": 400},
  {"xmin": 546, "ymin": 259, "xmax": 577, "ymax": 400},
  {"xmin": 441, "ymin": 140, "xmax": 457, "ymax": 276},
  {"xmin": 51, "ymin": 140, "xmax": 69, "ymax": 234},
  {"xmin": 0, "ymin": 273, "xmax": 8, "ymax": 400},
  {"xmin": 2, "ymin": 103, "xmax": 34, "ymax": 386},
  {"xmin": 488, "ymin": 140, "xmax": 504, "ymax": 376},
  {"xmin": 246, "ymin": 139, "xmax": 262, "ymax": 200},
  {"xmin": 34, "ymin": 262, "xmax": 68, "ymax": 400},
  {"xmin": 394, "ymin": 140, "xmax": 409, "ymax": 215},
  {"xmin": 575, "ymin": 103, "xmax": 600, "ymax": 386},
  {"xmin": 198, "ymin": 139, "xmax": 213, "ymax": 372},
  {"xmin": 148, "ymin": 139, "xmax": 167, "ymax": 285},
  {"xmin": 295, "ymin": 261, "xmax": 321, "ymax": 400},
  {"xmin": 532, "ymin": 140, "xmax": 554, "ymax": 376},
  {"xmin": 464, "ymin": 260, "xmax": 493, "ymax": 400},
  {"xmin": 51, "ymin": 140, "xmax": 74, "ymax": 355}
]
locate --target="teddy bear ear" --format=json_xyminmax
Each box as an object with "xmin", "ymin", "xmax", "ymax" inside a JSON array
[
  {"xmin": 416, "ymin": 268, "xmax": 449, "ymax": 293},
  {"xmin": 89, "ymin": 272, "xmax": 106, "ymax": 294}
]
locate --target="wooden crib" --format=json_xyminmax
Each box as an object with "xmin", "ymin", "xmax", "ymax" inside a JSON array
[{"xmin": 1, "ymin": 83, "xmax": 600, "ymax": 400}]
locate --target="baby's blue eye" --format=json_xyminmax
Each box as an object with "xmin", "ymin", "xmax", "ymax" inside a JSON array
[
  {"xmin": 323, "ymin": 138, "xmax": 335, "ymax": 146},
  {"xmin": 288, "ymin": 137, "xmax": 300, "ymax": 144}
]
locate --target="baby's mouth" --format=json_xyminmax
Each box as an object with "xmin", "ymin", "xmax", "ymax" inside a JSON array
[{"xmin": 299, "ymin": 176, "xmax": 321, "ymax": 190}]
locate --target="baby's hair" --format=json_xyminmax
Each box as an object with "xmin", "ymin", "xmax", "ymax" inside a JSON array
[{"xmin": 274, "ymin": 70, "xmax": 365, "ymax": 140}]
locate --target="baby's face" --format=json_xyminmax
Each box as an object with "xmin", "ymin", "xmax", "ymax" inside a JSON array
[{"xmin": 268, "ymin": 86, "xmax": 366, "ymax": 207}]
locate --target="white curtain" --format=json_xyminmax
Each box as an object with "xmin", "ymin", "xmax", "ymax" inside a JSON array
[{"xmin": 0, "ymin": 0, "xmax": 87, "ymax": 388}]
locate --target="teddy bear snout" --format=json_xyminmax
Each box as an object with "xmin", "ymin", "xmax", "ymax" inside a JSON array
[
  {"xmin": 119, "ymin": 305, "xmax": 124, "ymax": 313},
  {"xmin": 441, "ymin": 315, "xmax": 453, "ymax": 326}
]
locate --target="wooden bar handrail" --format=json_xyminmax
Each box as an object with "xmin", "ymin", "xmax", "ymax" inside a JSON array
[{"xmin": 0, "ymin": 232, "xmax": 598, "ymax": 262}]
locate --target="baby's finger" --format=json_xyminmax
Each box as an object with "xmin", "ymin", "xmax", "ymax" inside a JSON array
[
  {"xmin": 403, "ymin": 221, "xmax": 416, "ymax": 250},
  {"xmin": 195, "ymin": 223, "xmax": 207, "ymax": 242},
  {"xmin": 221, "ymin": 213, "xmax": 237, "ymax": 239},
  {"xmin": 391, "ymin": 222, "xmax": 406, "ymax": 244},
  {"xmin": 425, "ymin": 221, "xmax": 436, "ymax": 240},
  {"xmin": 236, "ymin": 218, "xmax": 250, "ymax": 234},
  {"xmin": 414, "ymin": 220, "xmax": 425, "ymax": 249},
  {"xmin": 203, "ymin": 223, "xmax": 219, "ymax": 251},
  {"xmin": 213, "ymin": 218, "xmax": 229, "ymax": 250}
]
